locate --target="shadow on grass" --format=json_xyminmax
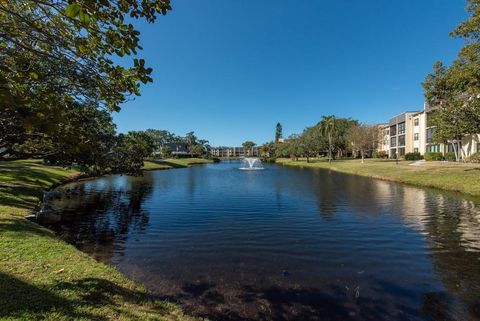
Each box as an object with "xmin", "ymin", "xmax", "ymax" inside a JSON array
[
  {"xmin": 0, "ymin": 163, "xmax": 70, "ymax": 210},
  {"xmin": 148, "ymin": 160, "xmax": 188, "ymax": 169},
  {"xmin": 0, "ymin": 217, "xmax": 55, "ymax": 239},
  {"xmin": 0, "ymin": 273, "xmax": 171, "ymax": 320}
]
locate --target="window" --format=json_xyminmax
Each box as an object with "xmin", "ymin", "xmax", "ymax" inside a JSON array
[
  {"xmin": 426, "ymin": 128, "xmax": 435, "ymax": 144},
  {"xmin": 398, "ymin": 122, "xmax": 405, "ymax": 135},
  {"xmin": 414, "ymin": 118, "xmax": 419, "ymax": 126},
  {"xmin": 398, "ymin": 147, "xmax": 405, "ymax": 157},
  {"xmin": 414, "ymin": 133, "xmax": 419, "ymax": 141},
  {"xmin": 390, "ymin": 149, "xmax": 397, "ymax": 158},
  {"xmin": 414, "ymin": 148, "xmax": 419, "ymax": 153},
  {"xmin": 390, "ymin": 125, "xmax": 397, "ymax": 136},
  {"xmin": 445, "ymin": 144, "xmax": 455, "ymax": 153},
  {"xmin": 390, "ymin": 137, "xmax": 397, "ymax": 147},
  {"xmin": 427, "ymin": 144, "xmax": 440, "ymax": 153},
  {"xmin": 398, "ymin": 135, "xmax": 405, "ymax": 146}
]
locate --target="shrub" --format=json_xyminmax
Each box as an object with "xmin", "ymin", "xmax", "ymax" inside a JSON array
[
  {"xmin": 373, "ymin": 150, "xmax": 388, "ymax": 159},
  {"xmin": 405, "ymin": 152, "xmax": 422, "ymax": 161},
  {"xmin": 466, "ymin": 152, "xmax": 480, "ymax": 163},
  {"xmin": 424, "ymin": 152, "xmax": 443, "ymax": 161},
  {"xmin": 444, "ymin": 152, "xmax": 456, "ymax": 161}
]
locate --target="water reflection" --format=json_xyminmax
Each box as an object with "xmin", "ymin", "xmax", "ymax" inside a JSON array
[
  {"xmin": 42, "ymin": 161, "xmax": 480, "ymax": 320},
  {"xmin": 46, "ymin": 176, "xmax": 153, "ymax": 262}
]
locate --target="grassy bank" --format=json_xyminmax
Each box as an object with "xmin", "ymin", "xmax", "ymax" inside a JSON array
[
  {"xmin": 0, "ymin": 160, "xmax": 194, "ymax": 321},
  {"xmin": 277, "ymin": 158, "xmax": 480, "ymax": 197},
  {"xmin": 142, "ymin": 158, "xmax": 213, "ymax": 171}
]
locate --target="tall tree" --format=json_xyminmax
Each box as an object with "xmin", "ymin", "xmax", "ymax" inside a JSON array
[
  {"xmin": 299, "ymin": 127, "xmax": 321, "ymax": 163},
  {"xmin": 144, "ymin": 129, "xmax": 181, "ymax": 152},
  {"xmin": 347, "ymin": 124, "xmax": 380, "ymax": 163},
  {"xmin": 423, "ymin": 0, "xmax": 480, "ymax": 161},
  {"xmin": 320, "ymin": 115, "xmax": 338, "ymax": 163},
  {"xmin": 275, "ymin": 122, "xmax": 283, "ymax": 143}
]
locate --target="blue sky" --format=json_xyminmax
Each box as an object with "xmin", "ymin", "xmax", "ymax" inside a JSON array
[{"xmin": 114, "ymin": 0, "xmax": 467, "ymax": 146}]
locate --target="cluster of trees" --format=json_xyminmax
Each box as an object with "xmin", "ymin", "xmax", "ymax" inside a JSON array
[
  {"xmin": 1, "ymin": 0, "xmax": 171, "ymax": 173},
  {"xmin": 144, "ymin": 129, "xmax": 210, "ymax": 157},
  {"xmin": 423, "ymin": 0, "xmax": 480, "ymax": 162},
  {"xmin": 260, "ymin": 118, "xmax": 380, "ymax": 163}
]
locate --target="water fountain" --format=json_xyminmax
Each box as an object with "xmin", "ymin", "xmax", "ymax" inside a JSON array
[{"xmin": 239, "ymin": 157, "xmax": 264, "ymax": 170}]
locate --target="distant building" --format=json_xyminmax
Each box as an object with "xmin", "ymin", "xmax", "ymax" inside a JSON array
[
  {"xmin": 164, "ymin": 142, "xmax": 189, "ymax": 156},
  {"xmin": 210, "ymin": 146, "xmax": 260, "ymax": 158}
]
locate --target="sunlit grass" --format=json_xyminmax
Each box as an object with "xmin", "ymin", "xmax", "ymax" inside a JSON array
[{"xmin": 277, "ymin": 158, "xmax": 480, "ymax": 197}]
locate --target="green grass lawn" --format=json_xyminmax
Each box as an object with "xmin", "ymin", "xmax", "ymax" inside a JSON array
[
  {"xmin": 143, "ymin": 158, "xmax": 213, "ymax": 171},
  {"xmin": 0, "ymin": 160, "xmax": 193, "ymax": 321},
  {"xmin": 277, "ymin": 158, "xmax": 480, "ymax": 197}
]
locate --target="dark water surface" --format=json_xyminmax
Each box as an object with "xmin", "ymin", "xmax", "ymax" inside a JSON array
[{"xmin": 45, "ymin": 161, "xmax": 480, "ymax": 320}]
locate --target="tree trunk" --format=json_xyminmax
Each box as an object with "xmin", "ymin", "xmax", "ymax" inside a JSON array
[
  {"xmin": 328, "ymin": 134, "xmax": 332, "ymax": 163},
  {"xmin": 361, "ymin": 150, "xmax": 365, "ymax": 163},
  {"xmin": 451, "ymin": 141, "xmax": 460, "ymax": 162}
]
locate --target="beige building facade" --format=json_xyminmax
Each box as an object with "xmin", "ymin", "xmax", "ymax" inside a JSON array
[{"xmin": 379, "ymin": 104, "xmax": 479, "ymax": 159}]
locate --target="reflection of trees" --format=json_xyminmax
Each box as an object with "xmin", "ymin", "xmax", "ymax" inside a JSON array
[
  {"xmin": 46, "ymin": 175, "xmax": 153, "ymax": 262},
  {"xmin": 418, "ymin": 194, "xmax": 480, "ymax": 321}
]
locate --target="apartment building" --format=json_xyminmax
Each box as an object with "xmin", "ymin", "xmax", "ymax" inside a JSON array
[
  {"xmin": 388, "ymin": 111, "xmax": 419, "ymax": 158},
  {"xmin": 380, "ymin": 104, "xmax": 480, "ymax": 159},
  {"xmin": 210, "ymin": 146, "xmax": 260, "ymax": 158}
]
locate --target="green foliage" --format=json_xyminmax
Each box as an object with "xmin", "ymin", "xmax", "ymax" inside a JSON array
[
  {"xmin": 405, "ymin": 152, "xmax": 423, "ymax": 161},
  {"xmin": 319, "ymin": 115, "xmax": 338, "ymax": 162},
  {"xmin": 260, "ymin": 141, "xmax": 277, "ymax": 160},
  {"xmin": 144, "ymin": 129, "xmax": 183, "ymax": 153},
  {"xmin": 108, "ymin": 131, "xmax": 155, "ymax": 174},
  {"xmin": 0, "ymin": 0, "xmax": 171, "ymax": 166},
  {"xmin": 189, "ymin": 144, "xmax": 205, "ymax": 156},
  {"xmin": 444, "ymin": 152, "xmax": 457, "ymax": 161},
  {"xmin": 423, "ymin": 1, "xmax": 480, "ymax": 163},
  {"xmin": 424, "ymin": 152, "xmax": 444, "ymax": 161},
  {"xmin": 161, "ymin": 146, "xmax": 173, "ymax": 157}
]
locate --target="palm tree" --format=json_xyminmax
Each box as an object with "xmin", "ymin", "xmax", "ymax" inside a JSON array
[
  {"xmin": 320, "ymin": 115, "xmax": 338, "ymax": 163},
  {"xmin": 242, "ymin": 141, "xmax": 256, "ymax": 157}
]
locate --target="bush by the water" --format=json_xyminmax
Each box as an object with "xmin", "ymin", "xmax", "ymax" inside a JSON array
[
  {"xmin": 405, "ymin": 152, "xmax": 422, "ymax": 161},
  {"xmin": 424, "ymin": 152, "xmax": 443, "ymax": 161},
  {"xmin": 373, "ymin": 150, "xmax": 388, "ymax": 159},
  {"xmin": 444, "ymin": 152, "xmax": 456, "ymax": 161}
]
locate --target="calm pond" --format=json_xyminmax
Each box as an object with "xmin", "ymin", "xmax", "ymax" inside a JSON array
[{"xmin": 43, "ymin": 161, "xmax": 480, "ymax": 320}]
